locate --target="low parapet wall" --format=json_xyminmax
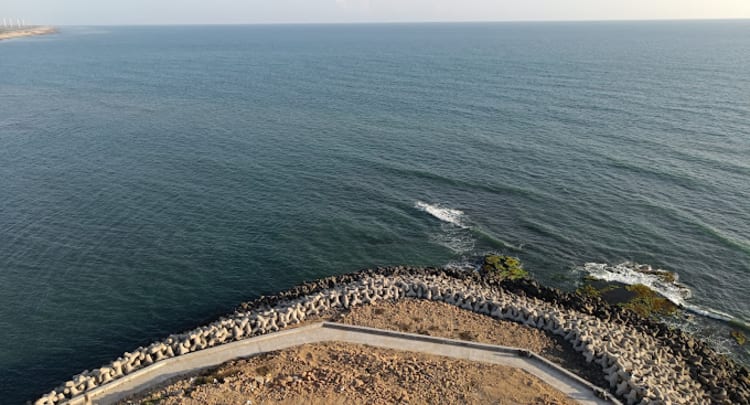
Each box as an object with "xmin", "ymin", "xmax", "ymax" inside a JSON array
[{"xmin": 33, "ymin": 267, "xmax": 749, "ymax": 405}]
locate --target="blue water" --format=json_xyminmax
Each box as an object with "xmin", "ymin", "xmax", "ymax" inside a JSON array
[{"xmin": 1, "ymin": 21, "xmax": 749, "ymax": 402}]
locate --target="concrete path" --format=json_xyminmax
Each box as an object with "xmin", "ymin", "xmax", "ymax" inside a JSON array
[{"xmin": 68, "ymin": 322, "xmax": 620, "ymax": 405}]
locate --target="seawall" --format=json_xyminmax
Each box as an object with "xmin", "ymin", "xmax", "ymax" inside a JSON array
[{"xmin": 32, "ymin": 267, "xmax": 750, "ymax": 405}]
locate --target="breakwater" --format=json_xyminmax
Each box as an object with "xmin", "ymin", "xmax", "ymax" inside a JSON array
[{"xmin": 33, "ymin": 267, "xmax": 749, "ymax": 405}]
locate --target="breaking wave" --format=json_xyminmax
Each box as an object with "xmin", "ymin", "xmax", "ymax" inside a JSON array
[
  {"xmin": 580, "ymin": 262, "xmax": 738, "ymax": 323},
  {"xmin": 415, "ymin": 201, "xmax": 473, "ymax": 254},
  {"xmin": 414, "ymin": 201, "xmax": 523, "ymax": 255},
  {"xmin": 414, "ymin": 201, "xmax": 468, "ymax": 229}
]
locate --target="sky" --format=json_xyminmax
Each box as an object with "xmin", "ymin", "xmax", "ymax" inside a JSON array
[{"xmin": 2, "ymin": 0, "xmax": 750, "ymax": 25}]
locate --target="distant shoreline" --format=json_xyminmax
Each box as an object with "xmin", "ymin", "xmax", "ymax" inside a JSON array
[{"xmin": 0, "ymin": 26, "xmax": 56, "ymax": 41}]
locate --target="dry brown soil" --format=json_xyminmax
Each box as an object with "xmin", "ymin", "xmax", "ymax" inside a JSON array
[
  {"xmin": 335, "ymin": 298, "xmax": 604, "ymax": 386},
  {"xmin": 127, "ymin": 342, "xmax": 576, "ymax": 405}
]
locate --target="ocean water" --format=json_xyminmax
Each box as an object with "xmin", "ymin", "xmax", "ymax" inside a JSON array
[{"xmin": 1, "ymin": 21, "xmax": 749, "ymax": 402}]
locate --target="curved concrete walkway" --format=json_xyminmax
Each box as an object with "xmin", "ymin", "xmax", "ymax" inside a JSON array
[{"xmin": 66, "ymin": 322, "xmax": 620, "ymax": 405}]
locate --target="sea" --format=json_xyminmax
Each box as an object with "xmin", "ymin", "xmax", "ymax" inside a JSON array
[{"xmin": 1, "ymin": 21, "xmax": 749, "ymax": 403}]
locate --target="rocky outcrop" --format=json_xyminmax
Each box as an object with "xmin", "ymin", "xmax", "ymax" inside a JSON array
[{"xmin": 33, "ymin": 267, "xmax": 749, "ymax": 405}]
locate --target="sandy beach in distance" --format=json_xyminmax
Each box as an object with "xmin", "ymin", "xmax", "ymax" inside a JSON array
[{"xmin": 0, "ymin": 26, "xmax": 56, "ymax": 41}]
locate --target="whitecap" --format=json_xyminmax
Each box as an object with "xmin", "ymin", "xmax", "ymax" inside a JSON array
[
  {"xmin": 414, "ymin": 201, "xmax": 468, "ymax": 229},
  {"xmin": 414, "ymin": 201, "xmax": 475, "ymax": 253}
]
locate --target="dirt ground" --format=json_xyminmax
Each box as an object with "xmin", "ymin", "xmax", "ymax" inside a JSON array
[
  {"xmin": 125, "ymin": 342, "xmax": 576, "ymax": 405},
  {"xmin": 121, "ymin": 298, "xmax": 596, "ymax": 404},
  {"xmin": 335, "ymin": 298, "xmax": 605, "ymax": 387}
]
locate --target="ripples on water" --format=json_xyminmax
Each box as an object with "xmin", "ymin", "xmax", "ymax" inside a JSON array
[{"xmin": 1, "ymin": 22, "xmax": 749, "ymax": 402}]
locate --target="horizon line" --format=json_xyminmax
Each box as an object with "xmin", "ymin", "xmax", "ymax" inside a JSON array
[{"xmin": 39, "ymin": 17, "xmax": 750, "ymax": 27}]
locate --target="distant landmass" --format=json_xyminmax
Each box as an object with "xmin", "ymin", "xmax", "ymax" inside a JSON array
[{"xmin": 0, "ymin": 26, "xmax": 56, "ymax": 41}]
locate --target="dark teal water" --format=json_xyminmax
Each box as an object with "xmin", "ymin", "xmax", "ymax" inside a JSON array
[{"xmin": 1, "ymin": 22, "xmax": 749, "ymax": 402}]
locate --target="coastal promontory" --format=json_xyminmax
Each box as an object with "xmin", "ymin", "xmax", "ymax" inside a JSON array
[
  {"xmin": 32, "ymin": 262, "xmax": 750, "ymax": 405},
  {"xmin": 0, "ymin": 26, "xmax": 55, "ymax": 41}
]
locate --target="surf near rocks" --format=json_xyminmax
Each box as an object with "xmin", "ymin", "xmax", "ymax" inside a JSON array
[{"xmin": 33, "ymin": 266, "xmax": 749, "ymax": 405}]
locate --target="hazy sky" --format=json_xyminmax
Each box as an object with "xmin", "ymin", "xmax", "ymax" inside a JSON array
[{"xmin": 3, "ymin": 0, "xmax": 750, "ymax": 25}]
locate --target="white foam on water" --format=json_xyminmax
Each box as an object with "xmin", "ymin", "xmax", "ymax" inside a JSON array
[
  {"xmin": 685, "ymin": 304, "xmax": 738, "ymax": 323},
  {"xmin": 415, "ymin": 201, "xmax": 468, "ymax": 229},
  {"xmin": 581, "ymin": 262, "xmax": 692, "ymax": 304},
  {"xmin": 415, "ymin": 201, "xmax": 475, "ymax": 254},
  {"xmin": 432, "ymin": 230, "xmax": 475, "ymax": 254},
  {"xmin": 580, "ymin": 262, "xmax": 736, "ymax": 322},
  {"xmin": 443, "ymin": 259, "xmax": 479, "ymax": 272}
]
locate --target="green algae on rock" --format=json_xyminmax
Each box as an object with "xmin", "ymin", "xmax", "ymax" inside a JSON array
[
  {"xmin": 575, "ymin": 279, "xmax": 677, "ymax": 318},
  {"xmin": 621, "ymin": 284, "xmax": 678, "ymax": 317},
  {"xmin": 732, "ymin": 330, "xmax": 747, "ymax": 346},
  {"xmin": 575, "ymin": 284, "xmax": 601, "ymax": 297},
  {"xmin": 480, "ymin": 255, "xmax": 528, "ymax": 281}
]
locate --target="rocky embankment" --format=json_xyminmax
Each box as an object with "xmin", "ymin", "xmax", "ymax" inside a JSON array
[
  {"xmin": 0, "ymin": 26, "xmax": 56, "ymax": 41},
  {"xmin": 33, "ymin": 267, "xmax": 750, "ymax": 405}
]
